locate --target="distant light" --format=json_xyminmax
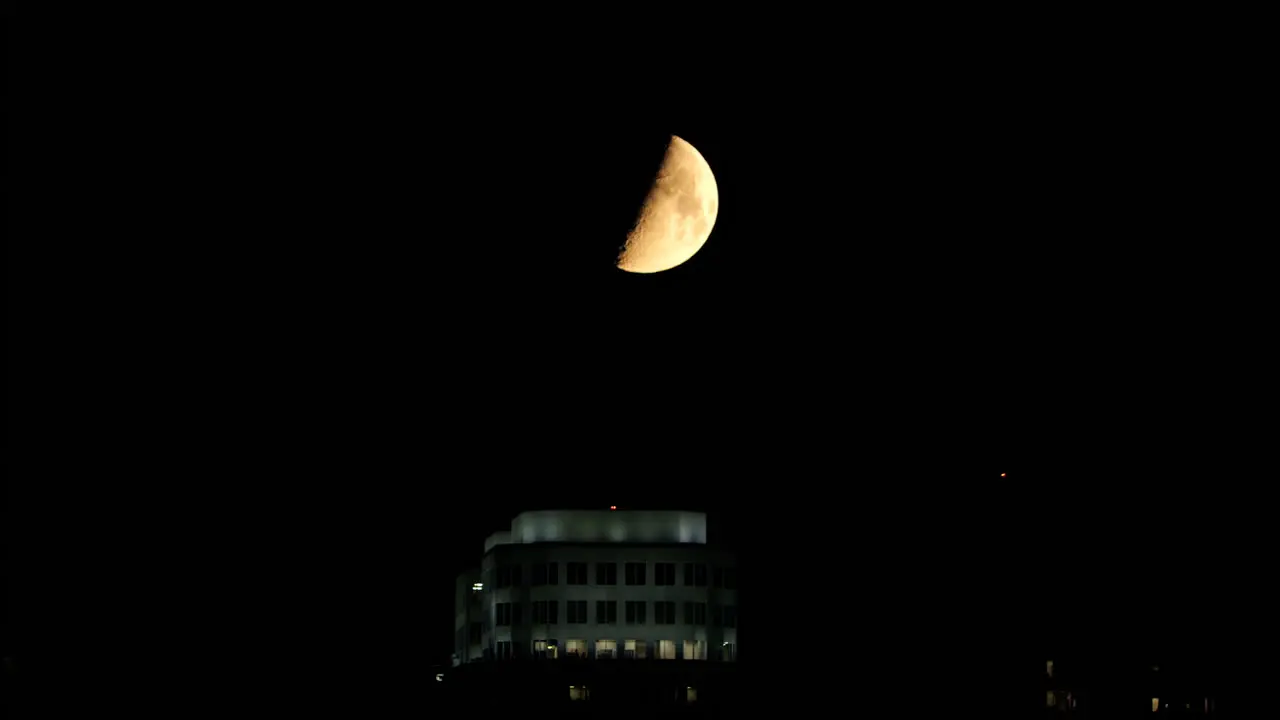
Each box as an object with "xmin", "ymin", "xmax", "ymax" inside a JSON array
[{"xmin": 610, "ymin": 506, "xmax": 617, "ymax": 510}]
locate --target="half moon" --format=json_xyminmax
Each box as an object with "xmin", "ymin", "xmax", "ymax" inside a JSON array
[{"xmin": 616, "ymin": 135, "xmax": 719, "ymax": 274}]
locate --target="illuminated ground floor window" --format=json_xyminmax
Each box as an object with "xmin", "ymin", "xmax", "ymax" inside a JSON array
[
  {"xmin": 565, "ymin": 639, "xmax": 587, "ymax": 658},
  {"xmin": 595, "ymin": 639, "xmax": 616, "ymax": 659},
  {"xmin": 657, "ymin": 640, "xmax": 677, "ymax": 659},
  {"xmin": 624, "ymin": 639, "xmax": 647, "ymax": 659},
  {"xmin": 683, "ymin": 640, "xmax": 706, "ymax": 660}
]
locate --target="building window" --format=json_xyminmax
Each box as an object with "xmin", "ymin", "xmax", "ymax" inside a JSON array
[
  {"xmin": 566, "ymin": 562, "xmax": 588, "ymax": 585},
  {"xmin": 595, "ymin": 639, "xmax": 616, "ymax": 659},
  {"xmin": 496, "ymin": 602, "xmax": 516, "ymax": 626},
  {"xmin": 657, "ymin": 640, "xmax": 677, "ymax": 660},
  {"xmin": 565, "ymin": 639, "xmax": 587, "ymax": 658},
  {"xmin": 683, "ymin": 563, "xmax": 707, "ymax": 586},
  {"xmin": 532, "ymin": 562, "xmax": 558, "ymax": 586},
  {"xmin": 712, "ymin": 604, "xmax": 737, "ymax": 628},
  {"xmin": 624, "ymin": 639, "xmax": 647, "ymax": 659},
  {"xmin": 596, "ymin": 562, "xmax": 617, "ymax": 586},
  {"xmin": 596, "ymin": 600, "xmax": 617, "ymax": 624},
  {"xmin": 655, "ymin": 562, "xmax": 676, "ymax": 586},
  {"xmin": 567, "ymin": 600, "xmax": 588, "ymax": 624},
  {"xmin": 533, "ymin": 600, "xmax": 558, "ymax": 625},
  {"xmin": 683, "ymin": 640, "xmax": 706, "ymax": 660},
  {"xmin": 534, "ymin": 639, "xmax": 558, "ymax": 659},
  {"xmin": 712, "ymin": 567, "xmax": 737, "ymax": 589},
  {"xmin": 654, "ymin": 601, "xmax": 676, "ymax": 625},
  {"xmin": 625, "ymin": 562, "xmax": 646, "ymax": 585},
  {"xmin": 625, "ymin": 600, "xmax": 646, "ymax": 625},
  {"xmin": 683, "ymin": 601, "xmax": 706, "ymax": 625},
  {"xmin": 496, "ymin": 640, "xmax": 512, "ymax": 660},
  {"xmin": 495, "ymin": 565, "xmax": 522, "ymax": 588}
]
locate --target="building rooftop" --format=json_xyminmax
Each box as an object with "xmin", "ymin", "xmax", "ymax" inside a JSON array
[{"xmin": 484, "ymin": 509, "xmax": 707, "ymax": 553}]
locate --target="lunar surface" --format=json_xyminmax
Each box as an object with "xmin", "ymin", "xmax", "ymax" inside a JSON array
[{"xmin": 616, "ymin": 135, "xmax": 718, "ymax": 274}]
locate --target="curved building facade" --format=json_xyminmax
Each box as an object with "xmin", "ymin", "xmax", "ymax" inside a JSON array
[{"xmin": 455, "ymin": 509, "xmax": 737, "ymax": 664}]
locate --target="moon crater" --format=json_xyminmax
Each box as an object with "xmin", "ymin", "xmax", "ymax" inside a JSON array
[{"xmin": 616, "ymin": 135, "xmax": 718, "ymax": 274}]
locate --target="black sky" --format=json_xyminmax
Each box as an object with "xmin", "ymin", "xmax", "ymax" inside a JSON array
[{"xmin": 9, "ymin": 16, "xmax": 1271, "ymax": 716}]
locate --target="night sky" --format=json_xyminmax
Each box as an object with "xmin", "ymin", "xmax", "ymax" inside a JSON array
[{"xmin": 9, "ymin": 19, "xmax": 1268, "ymax": 716}]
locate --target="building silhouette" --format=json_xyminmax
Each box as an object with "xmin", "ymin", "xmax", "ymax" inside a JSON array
[{"xmin": 454, "ymin": 509, "xmax": 737, "ymax": 666}]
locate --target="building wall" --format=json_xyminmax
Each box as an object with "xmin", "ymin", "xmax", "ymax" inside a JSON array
[
  {"xmin": 478, "ymin": 543, "xmax": 737, "ymax": 660},
  {"xmin": 454, "ymin": 569, "xmax": 484, "ymax": 663}
]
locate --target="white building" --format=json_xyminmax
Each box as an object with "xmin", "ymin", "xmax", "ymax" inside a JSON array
[{"xmin": 454, "ymin": 509, "xmax": 738, "ymax": 663}]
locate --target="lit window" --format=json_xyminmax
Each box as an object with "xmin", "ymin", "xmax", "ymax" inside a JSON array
[
  {"xmin": 658, "ymin": 640, "xmax": 677, "ymax": 660},
  {"xmin": 534, "ymin": 640, "xmax": 557, "ymax": 660},
  {"xmin": 595, "ymin": 639, "xmax": 616, "ymax": 659},
  {"xmin": 565, "ymin": 639, "xmax": 587, "ymax": 658},
  {"xmin": 624, "ymin": 639, "xmax": 647, "ymax": 659}
]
